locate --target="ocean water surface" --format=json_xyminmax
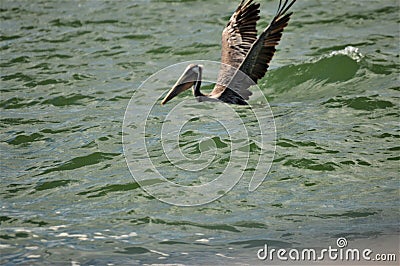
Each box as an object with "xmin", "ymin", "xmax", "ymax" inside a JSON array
[{"xmin": 1, "ymin": 0, "xmax": 399, "ymax": 264}]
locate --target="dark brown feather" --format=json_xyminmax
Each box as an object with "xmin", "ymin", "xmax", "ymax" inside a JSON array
[{"xmin": 238, "ymin": 0, "xmax": 296, "ymax": 83}]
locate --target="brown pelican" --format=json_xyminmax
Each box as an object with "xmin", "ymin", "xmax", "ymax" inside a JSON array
[{"xmin": 161, "ymin": 0, "xmax": 297, "ymax": 105}]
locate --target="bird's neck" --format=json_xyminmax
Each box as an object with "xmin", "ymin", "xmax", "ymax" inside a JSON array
[{"xmin": 192, "ymin": 73, "xmax": 204, "ymax": 97}]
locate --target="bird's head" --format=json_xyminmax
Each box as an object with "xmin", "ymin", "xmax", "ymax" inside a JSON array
[{"xmin": 161, "ymin": 64, "xmax": 203, "ymax": 105}]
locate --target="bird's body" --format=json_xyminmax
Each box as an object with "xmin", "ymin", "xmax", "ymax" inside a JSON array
[{"xmin": 161, "ymin": 0, "xmax": 297, "ymax": 105}]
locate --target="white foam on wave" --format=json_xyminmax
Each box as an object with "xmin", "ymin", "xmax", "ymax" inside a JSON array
[{"xmin": 329, "ymin": 46, "xmax": 363, "ymax": 62}]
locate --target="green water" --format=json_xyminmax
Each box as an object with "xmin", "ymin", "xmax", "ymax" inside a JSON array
[{"xmin": 1, "ymin": 0, "xmax": 399, "ymax": 264}]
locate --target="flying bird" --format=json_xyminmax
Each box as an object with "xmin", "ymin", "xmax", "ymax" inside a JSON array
[{"xmin": 161, "ymin": 0, "xmax": 297, "ymax": 105}]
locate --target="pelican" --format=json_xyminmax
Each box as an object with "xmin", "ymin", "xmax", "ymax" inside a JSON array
[{"xmin": 161, "ymin": 0, "xmax": 297, "ymax": 105}]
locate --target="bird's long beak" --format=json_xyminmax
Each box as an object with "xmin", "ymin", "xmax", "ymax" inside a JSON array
[
  {"xmin": 161, "ymin": 65, "xmax": 199, "ymax": 105},
  {"xmin": 161, "ymin": 81, "xmax": 194, "ymax": 105}
]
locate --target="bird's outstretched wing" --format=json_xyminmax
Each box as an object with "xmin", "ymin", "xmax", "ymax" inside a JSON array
[
  {"xmin": 211, "ymin": 0, "xmax": 260, "ymax": 98},
  {"xmin": 221, "ymin": 0, "xmax": 260, "ymax": 69},
  {"xmin": 238, "ymin": 0, "xmax": 296, "ymax": 83},
  {"xmin": 211, "ymin": 0, "xmax": 296, "ymax": 104}
]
